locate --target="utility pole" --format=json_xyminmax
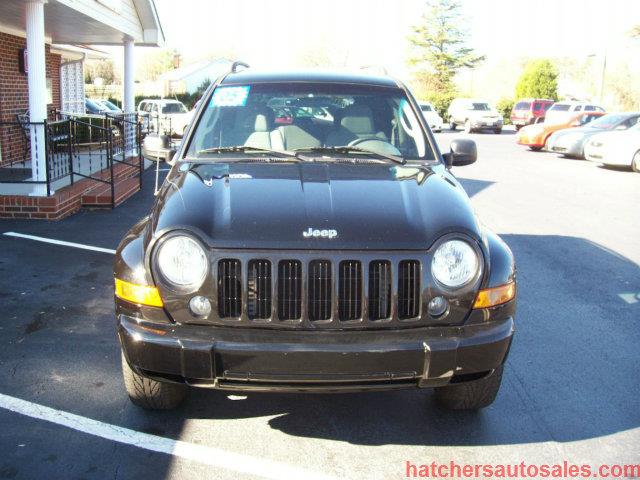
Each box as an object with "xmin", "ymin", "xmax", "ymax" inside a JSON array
[{"xmin": 598, "ymin": 51, "xmax": 607, "ymax": 105}]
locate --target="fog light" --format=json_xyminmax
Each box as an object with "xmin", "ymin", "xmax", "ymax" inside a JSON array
[
  {"xmin": 189, "ymin": 296, "xmax": 211, "ymax": 317},
  {"xmin": 428, "ymin": 296, "xmax": 449, "ymax": 318}
]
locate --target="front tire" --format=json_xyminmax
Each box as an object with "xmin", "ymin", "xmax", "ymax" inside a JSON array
[
  {"xmin": 464, "ymin": 119, "xmax": 472, "ymax": 133},
  {"xmin": 434, "ymin": 365, "xmax": 504, "ymax": 410},
  {"xmin": 494, "ymin": 127, "xmax": 502, "ymax": 134},
  {"xmin": 529, "ymin": 146, "xmax": 543, "ymax": 151},
  {"xmin": 121, "ymin": 352, "xmax": 187, "ymax": 410},
  {"xmin": 449, "ymin": 119, "xmax": 457, "ymax": 131},
  {"xmin": 632, "ymin": 150, "xmax": 640, "ymax": 173}
]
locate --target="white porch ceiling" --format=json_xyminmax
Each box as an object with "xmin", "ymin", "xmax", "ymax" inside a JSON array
[{"xmin": 0, "ymin": 0, "xmax": 163, "ymax": 46}]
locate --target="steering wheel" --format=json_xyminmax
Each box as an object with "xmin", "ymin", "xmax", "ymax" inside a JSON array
[{"xmin": 348, "ymin": 137, "xmax": 402, "ymax": 156}]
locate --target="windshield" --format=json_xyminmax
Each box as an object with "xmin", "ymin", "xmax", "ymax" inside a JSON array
[
  {"xmin": 103, "ymin": 100, "xmax": 120, "ymax": 110},
  {"xmin": 85, "ymin": 99, "xmax": 103, "ymax": 111},
  {"xmin": 514, "ymin": 101, "xmax": 531, "ymax": 110},
  {"xmin": 187, "ymin": 82, "xmax": 434, "ymax": 161},
  {"xmin": 470, "ymin": 103, "xmax": 491, "ymax": 111},
  {"xmin": 162, "ymin": 103, "xmax": 187, "ymax": 114},
  {"xmin": 550, "ymin": 104, "xmax": 570, "ymax": 112},
  {"xmin": 587, "ymin": 114, "xmax": 630, "ymax": 130},
  {"xmin": 420, "ymin": 104, "xmax": 433, "ymax": 112}
]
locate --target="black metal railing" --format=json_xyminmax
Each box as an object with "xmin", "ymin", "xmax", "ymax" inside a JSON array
[{"xmin": 0, "ymin": 111, "xmax": 143, "ymax": 206}]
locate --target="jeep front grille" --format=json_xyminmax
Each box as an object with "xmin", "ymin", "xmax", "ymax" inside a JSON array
[
  {"xmin": 218, "ymin": 259, "xmax": 242, "ymax": 318},
  {"xmin": 277, "ymin": 260, "xmax": 302, "ymax": 320},
  {"xmin": 247, "ymin": 260, "xmax": 271, "ymax": 319},
  {"xmin": 398, "ymin": 260, "xmax": 421, "ymax": 319},
  {"xmin": 210, "ymin": 253, "xmax": 424, "ymax": 329},
  {"xmin": 308, "ymin": 260, "xmax": 332, "ymax": 321},
  {"xmin": 368, "ymin": 260, "xmax": 391, "ymax": 320},
  {"xmin": 338, "ymin": 260, "xmax": 362, "ymax": 321}
]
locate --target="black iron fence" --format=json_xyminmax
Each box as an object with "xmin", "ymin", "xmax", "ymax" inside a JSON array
[{"xmin": 0, "ymin": 112, "xmax": 143, "ymax": 206}]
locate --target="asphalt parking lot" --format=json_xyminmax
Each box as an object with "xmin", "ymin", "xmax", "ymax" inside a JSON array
[{"xmin": 0, "ymin": 127, "xmax": 639, "ymax": 480}]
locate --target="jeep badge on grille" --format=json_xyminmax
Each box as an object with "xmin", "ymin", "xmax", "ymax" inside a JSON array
[{"xmin": 303, "ymin": 228, "xmax": 338, "ymax": 239}]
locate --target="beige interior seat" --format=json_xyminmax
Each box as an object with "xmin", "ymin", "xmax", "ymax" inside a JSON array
[
  {"xmin": 244, "ymin": 110, "xmax": 275, "ymax": 149},
  {"xmin": 270, "ymin": 125, "xmax": 321, "ymax": 151},
  {"xmin": 325, "ymin": 105, "xmax": 387, "ymax": 146}
]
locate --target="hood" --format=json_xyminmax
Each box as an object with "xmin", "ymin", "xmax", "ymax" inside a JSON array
[
  {"xmin": 150, "ymin": 162, "xmax": 482, "ymax": 250},
  {"xmin": 553, "ymin": 126, "xmax": 597, "ymax": 137},
  {"xmin": 589, "ymin": 129, "xmax": 640, "ymax": 145}
]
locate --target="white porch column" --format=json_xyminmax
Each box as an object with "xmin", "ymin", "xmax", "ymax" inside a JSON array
[
  {"xmin": 26, "ymin": 0, "xmax": 48, "ymax": 195},
  {"xmin": 123, "ymin": 38, "xmax": 135, "ymax": 113},
  {"xmin": 123, "ymin": 38, "xmax": 135, "ymax": 155}
]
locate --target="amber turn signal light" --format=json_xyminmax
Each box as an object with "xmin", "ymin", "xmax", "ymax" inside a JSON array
[
  {"xmin": 473, "ymin": 282, "xmax": 515, "ymax": 309},
  {"xmin": 115, "ymin": 278, "xmax": 163, "ymax": 307}
]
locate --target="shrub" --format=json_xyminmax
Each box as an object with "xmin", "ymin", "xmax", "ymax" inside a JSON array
[
  {"xmin": 496, "ymin": 98, "xmax": 515, "ymax": 125},
  {"xmin": 515, "ymin": 59, "xmax": 558, "ymax": 101},
  {"xmin": 427, "ymin": 91, "xmax": 457, "ymax": 121}
]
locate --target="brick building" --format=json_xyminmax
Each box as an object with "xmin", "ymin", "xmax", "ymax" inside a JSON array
[{"xmin": 0, "ymin": 0, "xmax": 163, "ymax": 219}]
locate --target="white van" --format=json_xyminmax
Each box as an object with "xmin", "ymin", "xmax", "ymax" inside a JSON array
[
  {"xmin": 418, "ymin": 102, "xmax": 443, "ymax": 132},
  {"xmin": 138, "ymin": 99, "xmax": 194, "ymax": 136},
  {"xmin": 545, "ymin": 101, "xmax": 605, "ymax": 124},
  {"xmin": 447, "ymin": 99, "xmax": 503, "ymax": 134}
]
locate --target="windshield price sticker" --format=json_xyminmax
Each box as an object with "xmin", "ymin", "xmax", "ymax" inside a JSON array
[{"xmin": 211, "ymin": 86, "xmax": 251, "ymax": 107}]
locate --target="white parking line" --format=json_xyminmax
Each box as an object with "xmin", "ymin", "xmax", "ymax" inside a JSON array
[
  {"xmin": 0, "ymin": 392, "xmax": 336, "ymax": 480},
  {"xmin": 3, "ymin": 232, "xmax": 116, "ymax": 254}
]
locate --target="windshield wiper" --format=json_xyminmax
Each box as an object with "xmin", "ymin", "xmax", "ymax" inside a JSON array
[
  {"xmin": 198, "ymin": 146, "xmax": 310, "ymax": 161},
  {"xmin": 294, "ymin": 146, "xmax": 406, "ymax": 165}
]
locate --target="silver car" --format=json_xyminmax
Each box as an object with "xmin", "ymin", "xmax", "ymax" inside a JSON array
[{"xmin": 546, "ymin": 113, "xmax": 640, "ymax": 158}]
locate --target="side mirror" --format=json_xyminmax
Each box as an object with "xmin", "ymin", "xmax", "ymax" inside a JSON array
[
  {"xmin": 141, "ymin": 133, "xmax": 174, "ymax": 162},
  {"xmin": 443, "ymin": 139, "xmax": 477, "ymax": 167}
]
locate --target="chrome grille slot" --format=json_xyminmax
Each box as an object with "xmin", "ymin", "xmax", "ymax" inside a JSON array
[
  {"xmin": 277, "ymin": 260, "xmax": 302, "ymax": 320},
  {"xmin": 338, "ymin": 260, "xmax": 362, "ymax": 321},
  {"xmin": 398, "ymin": 260, "xmax": 421, "ymax": 319},
  {"xmin": 368, "ymin": 260, "xmax": 391, "ymax": 320},
  {"xmin": 308, "ymin": 260, "xmax": 332, "ymax": 321},
  {"xmin": 247, "ymin": 260, "xmax": 271, "ymax": 320},
  {"xmin": 218, "ymin": 259, "xmax": 242, "ymax": 318}
]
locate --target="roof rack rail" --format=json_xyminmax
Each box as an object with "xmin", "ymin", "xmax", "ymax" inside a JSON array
[
  {"xmin": 359, "ymin": 65, "xmax": 388, "ymax": 75},
  {"xmin": 231, "ymin": 61, "xmax": 250, "ymax": 73}
]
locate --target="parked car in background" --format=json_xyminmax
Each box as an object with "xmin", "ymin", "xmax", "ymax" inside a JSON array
[
  {"xmin": 585, "ymin": 122, "xmax": 640, "ymax": 172},
  {"xmin": 418, "ymin": 101, "xmax": 443, "ymax": 132},
  {"xmin": 516, "ymin": 111, "xmax": 605, "ymax": 151},
  {"xmin": 138, "ymin": 99, "xmax": 194, "ymax": 136},
  {"xmin": 447, "ymin": 99, "xmax": 503, "ymax": 134},
  {"xmin": 510, "ymin": 99, "xmax": 554, "ymax": 129},
  {"xmin": 98, "ymin": 99, "xmax": 123, "ymax": 113},
  {"xmin": 85, "ymin": 98, "xmax": 107, "ymax": 114},
  {"xmin": 546, "ymin": 112, "xmax": 640, "ymax": 158},
  {"xmin": 544, "ymin": 101, "xmax": 605, "ymax": 124},
  {"xmin": 137, "ymin": 99, "xmax": 152, "ymax": 116}
]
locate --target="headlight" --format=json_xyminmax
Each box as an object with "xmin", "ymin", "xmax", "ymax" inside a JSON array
[
  {"xmin": 431, "ymin": 240, "xmax": 480, "ymax": 288},
  {"xmin": 156, "ymin": 235, "xmax": 208, "ymax": 288}
]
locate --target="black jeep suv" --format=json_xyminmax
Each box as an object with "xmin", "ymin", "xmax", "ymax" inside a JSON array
[{"xmin": 114, "ymin": 66, "xmax": 516, "ymax": 410}]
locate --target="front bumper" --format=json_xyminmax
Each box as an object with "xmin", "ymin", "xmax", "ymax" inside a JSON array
[
  {"xmin": 511, "ymin": 117, "xmax": 531, "ymax": 126},
  {"xmin": 429, "ymin": 119, "xmax": 443, "ymax": 131},
  {"xmin": 585, "ymin": 145, "xmax": 625, "ymax": 166},
  {"xmin": 118, "ymin": 314, "xmax": 514, "ymax": 392},
  {"xmin": 471, "ymin": 120, "xmax": 503, "ymax": 130},
  {"xmin": 548, "ymin": 139, "xmax": 584, "ymax": 156}
]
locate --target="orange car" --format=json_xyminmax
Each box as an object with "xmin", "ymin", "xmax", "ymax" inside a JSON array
[{"xmin": 516, "ymin": 111, "xmax": 606, "ymax": 151}]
